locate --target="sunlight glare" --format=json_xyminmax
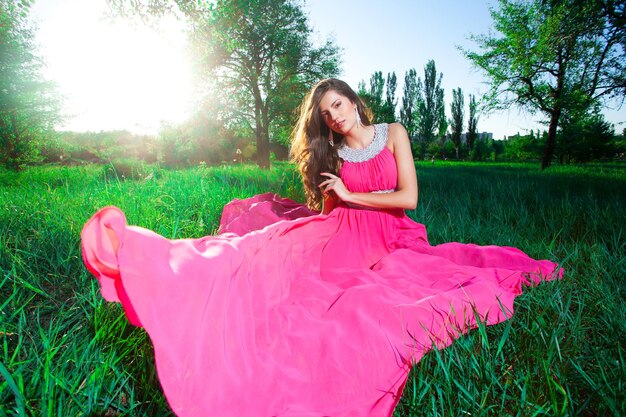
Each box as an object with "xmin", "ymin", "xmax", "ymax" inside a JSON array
[{"xmin": 33, "ymin": 0, "xmax": 193, "ymax": 134}]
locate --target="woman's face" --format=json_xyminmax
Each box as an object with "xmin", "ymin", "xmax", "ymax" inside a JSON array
[{"xmin": 318, "ymin": 90, "xmax": 357, "ymax": 135}]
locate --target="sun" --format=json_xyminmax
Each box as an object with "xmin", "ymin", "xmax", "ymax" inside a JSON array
[{"xmin": 32, "ymin": 0, "xmax": 193, "ymax": 134}]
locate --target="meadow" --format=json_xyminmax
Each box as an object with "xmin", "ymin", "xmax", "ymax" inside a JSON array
[{"xmin": 0, "ymin": 161, "xmax": 624, "ymax": 416}]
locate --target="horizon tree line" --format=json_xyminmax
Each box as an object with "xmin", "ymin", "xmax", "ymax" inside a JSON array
[
  {"xmin": 357, "ymin": 61, "xmax": 484, "ymax": 161},
  {"xmin": 1, "ymin": 0, "xmax": 624, "ymax": 170}
]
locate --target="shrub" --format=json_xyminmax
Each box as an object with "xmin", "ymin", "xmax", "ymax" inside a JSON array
[{"xmin": 102, "ymin": 159, "xmax": 161, "ymax": 181}]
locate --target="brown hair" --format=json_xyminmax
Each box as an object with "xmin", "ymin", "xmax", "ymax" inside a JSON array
[{"xmin": 290, "ymin": 78, "xmax": 372, "ymax": 209}]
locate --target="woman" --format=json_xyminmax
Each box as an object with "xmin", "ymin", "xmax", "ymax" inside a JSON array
[{"xmin": 82, "ymin": 79, "xmax": 562, "ymax": 417}]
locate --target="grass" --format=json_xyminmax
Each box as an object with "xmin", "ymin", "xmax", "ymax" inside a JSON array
[{"xmin": 0, "ymin": 161, "xmax": 624, "ymax": 416}]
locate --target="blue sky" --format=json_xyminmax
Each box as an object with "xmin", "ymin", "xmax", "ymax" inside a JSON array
[
  {"xmin": 30, "ymin": 0, "xmax": 625, "ymax": 138},
  {"xmin": 306, "ymin": 0, "xmax": 624, "ymax": 137}
]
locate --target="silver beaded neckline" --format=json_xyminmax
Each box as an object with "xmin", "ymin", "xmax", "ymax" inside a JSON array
[{"xmin": 337, "ymin": 124, "xmax": 388, "ymax": 163}]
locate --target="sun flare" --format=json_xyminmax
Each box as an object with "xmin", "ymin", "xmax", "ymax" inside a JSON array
[{"xmin": 33, "ymin": 0, "xmax": 193, "ymax": 134}]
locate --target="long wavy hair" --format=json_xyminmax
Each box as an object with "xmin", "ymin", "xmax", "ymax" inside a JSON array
[{"xmin": 290, "ymin": 78, "xmax": 372, "ymax": 209}]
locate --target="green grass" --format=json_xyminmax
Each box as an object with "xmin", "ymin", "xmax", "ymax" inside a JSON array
[{"xmin": 0, "ymin": 161, "xmax": 624, "ymax": 416}]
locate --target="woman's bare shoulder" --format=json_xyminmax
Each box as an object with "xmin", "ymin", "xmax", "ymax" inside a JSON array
[{"xmin": 386, "ymin": 123, "xmax": 410, "ymax": 150}]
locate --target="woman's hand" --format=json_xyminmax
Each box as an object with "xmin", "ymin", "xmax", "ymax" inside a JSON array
[{"xmin": 319, "ymin": 172, "xmax": 351, "ymax": 202}]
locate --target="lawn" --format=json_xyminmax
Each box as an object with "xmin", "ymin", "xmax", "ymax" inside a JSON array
[{"xmin": 0, "ymin": 161, "xmax": 624, "ymax": 416}]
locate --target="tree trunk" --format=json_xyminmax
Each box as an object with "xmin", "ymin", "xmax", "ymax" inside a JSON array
[
  {"xmin": 251, "ymin": 82, "xmax": 270, "ymax": 169},
  {"xmin": 542, "ymin": 108, "xmax": 561, "ymax": 169},
  {"xmin": 254, "ymin": 125, "xmax": 267, "ymax": 169},
  {"xmin": 543, "ymin": 51, "xmax": 566, "ymax": 170},
  {"xmin": 256, "ymin": 122, "xmax": 270, "ymax": 169},
  {"xmin": 256, "ymin": 103, "xmax": 271, "ymax": 169}
]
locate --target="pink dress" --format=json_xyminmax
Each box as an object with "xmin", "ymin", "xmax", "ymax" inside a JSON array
[{"xmin": 81, "ymin": 124, "xmax": 561, "ymax": 417}]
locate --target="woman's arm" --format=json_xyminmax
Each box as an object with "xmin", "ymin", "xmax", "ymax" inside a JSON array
[{"xmin": 320, "ymin": 123, "xmax": 418, "ymax": 210}]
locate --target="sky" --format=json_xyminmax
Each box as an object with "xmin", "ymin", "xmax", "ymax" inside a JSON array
[{"xmin": 29, "ymin": 0, "xmax": 625, "ymax": 138}]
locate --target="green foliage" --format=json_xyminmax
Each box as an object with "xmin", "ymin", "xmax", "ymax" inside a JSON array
[
  {"xmin": 105, "ymin": 0, "xmax": 340, "ymax": 169},
  {"xmin": 190, "ymin": 0, "xmax": 341, "ymax": 168},
  {"xmin": 557, "ymin": 108, "xmax": 615, "ymax": 163},
  {"xmin": 463, "ymin": 0, "xmax": 626, "ymax": 168},
  {"xmin": 427, "ymin": 137, "xmax": 458, "ymax": 161},
  {"xmin": 0, "ymin": 163, "xmax": 623, "ymax": 415},
  {"xmin": 471, "ymin": 136, "xmax": 498, "ymax": 162},
  {"xmin": 38, "ymin": 132, "xmax": 70, "ymax": 164},
  {"xmin": 415, "ymin": 60, "xmax": 446, "ymax": 159},
  {"xmin": 159, "ymin": 114, "xmax": 243, "ymax": 167},
  {"xmin": 502, "ymin": 131, "xmax": 545, "ymax": 161},
  {"xmin": 358, "ymin": 71, "xmax": 398, "ymax": 124},
  {"xmin": 102, "ymin": 159, "xmax": 161, "ymax": 181},
  {"xmin": 467, "ymin": 94, "xmax": 479, "ymax": 158},
  {"xmin": 51, "ymin": 130, "xmax": 159, "ymax": 165},
  {"xmin": 0, "ymin": 0, "xmax": 61, "ymax": 170},
  {"xmin": 449, "ymin": 87, "xmax": 464, "ymax": 160},
  {"xmin": 368, "ymin": 71, "xmax": 385, "ymax": 114},
  {"xmin": 609, "ymin": 129, "xmax": 626, "ymax": 158},
  {"xmin": 400, "ymin": 69, "xmax": 419, "ymax": 139},
  {"xmin": 383, "ymin": 72, "xmax": 398, "ymax": 123}
]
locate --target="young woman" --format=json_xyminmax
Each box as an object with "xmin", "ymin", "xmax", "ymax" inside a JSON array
[{"xmin": 82, "ymin": 78, "xmax": 562, "ymax": 417}]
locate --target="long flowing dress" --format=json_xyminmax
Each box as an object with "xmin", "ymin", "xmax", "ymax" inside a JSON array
[{"xmin": 81, "ymin": 123, "xmax": 562, "ymax": 417}]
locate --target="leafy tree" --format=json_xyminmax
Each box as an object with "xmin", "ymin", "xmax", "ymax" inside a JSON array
[
  {"xmin": 467, "ymin": 94, "xmax": 479, "ymax": 157},
  {"xmin": 449, "ymin": 87, "xmax": 464, "ymax": 160},
  {"xmin": 609, "ymin": 128, "xmax": 626, "ymax": 158},
  {"xmin": 359, "ymin": 71, "xmax": 383, "ymax": 122},
  {"xmin": 463, "ymin": 0, "xmax": 626, "ymax": 168},
  {"xmin": 415, "ymin": 60, "xmax": 445, "ymax": 159},
  {"xmin": 369, "ymin": 71, "xmax": 384, "ymax": 113},
  {"xmin": 382, "ymin": 72, "xmax": 397, "ymax": 123},
  {"xmin": 359, "ymin": 71, "xmax": 397, "ymax": 123},
  {"xmin": 0, "ymin": 0, "xmax": 60, "ymax": 170},
  {"xmin": 502, "ymin": 132, "xmax": 544, "ymax": 160},
  {"xmin": 557, "ymin": 107, "xmax": 614, "ymax": 163},
  {"xmin": 471, "ymin": 135, "xmax": 499, "ymax": 162},
  {"xmin": 107, "ymin": 0, "xmax": 340, "ymax": 168},
  {"xmin": 194, "ymin": 0, "xmax": 340, "ymax": 168},
  {"xmin": 400, "ymin": 68, "xmax": 418, "ymax": 140},
  {"xmin": 437, "ymin": 95, "xmax": 448, "ymax": 141}
]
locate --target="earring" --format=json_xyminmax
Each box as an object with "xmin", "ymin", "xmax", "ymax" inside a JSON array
[
  {"xmin": 355, "ymin": 107, "xmax": 362, "ymax": 128},
  {"xmin": 328, "ymin": 129, "xmax": 334, "ymax": 147}
]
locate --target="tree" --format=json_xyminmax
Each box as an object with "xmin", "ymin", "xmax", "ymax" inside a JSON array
[
  {"xmin": 449, "ymin": 87, "xmax": 464, "ymax": 160},
  {"xmin": 466, "ymin": 94, "xmax": 479, "ymax": 157},
  {"xmin": 502, "ymin": 131, "xmax": 544, "ymax": 160},
  {"xmin": 382, "ymin": 72, "xmax": 397, "ymax": 123},
  {"xmin": 0, "ymin": 0, "xmax": 60, "ymax": 170},
  {"xmin": 557, "ymin": 107, "xmax": 614, "ymax": 163},
  {"xmin": 463, "ymin": 0, "xmax": 626, "ymax": 168},
  {"xmin": 359, "ymin": 71, "xmax": 384, "ymax": 122},
  {"xmin": 195, "ymin": 0, "xmax": 340, "ymax": 168},
  {"xmin": 415, "ymin": 60, "xmax": 445, "ymax": 159},
  {"xmin": 400, "ymin": 68, "xmax": 418, "ymax": 140},
  {"xmin": 369, "ymin": 71, "xmax": 384, "ymax": 113},
  {"xmin": 107, "ymin": 0, "xmax": 340, "ymax": 168},
  {"xmin": 359, "ymin": 71, "xmax": 397, "ymax": 123}
]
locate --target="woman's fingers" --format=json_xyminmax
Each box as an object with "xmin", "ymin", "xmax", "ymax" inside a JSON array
[
  {"xmin": 319, "ymin": 173, "xmax": 347, "ymax": 199},
  {"xmin": 319, "ymin": 175, "xmax": 337, "ymax": 187},
  {"xmin": 319, "ymin": 178, "xmax": 340, "ymax": 189}
]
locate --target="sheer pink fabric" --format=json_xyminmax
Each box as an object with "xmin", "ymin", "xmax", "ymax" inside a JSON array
[{"xmin": 82, "ymin": 127, "xmax": 562, "ymax": 417}]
